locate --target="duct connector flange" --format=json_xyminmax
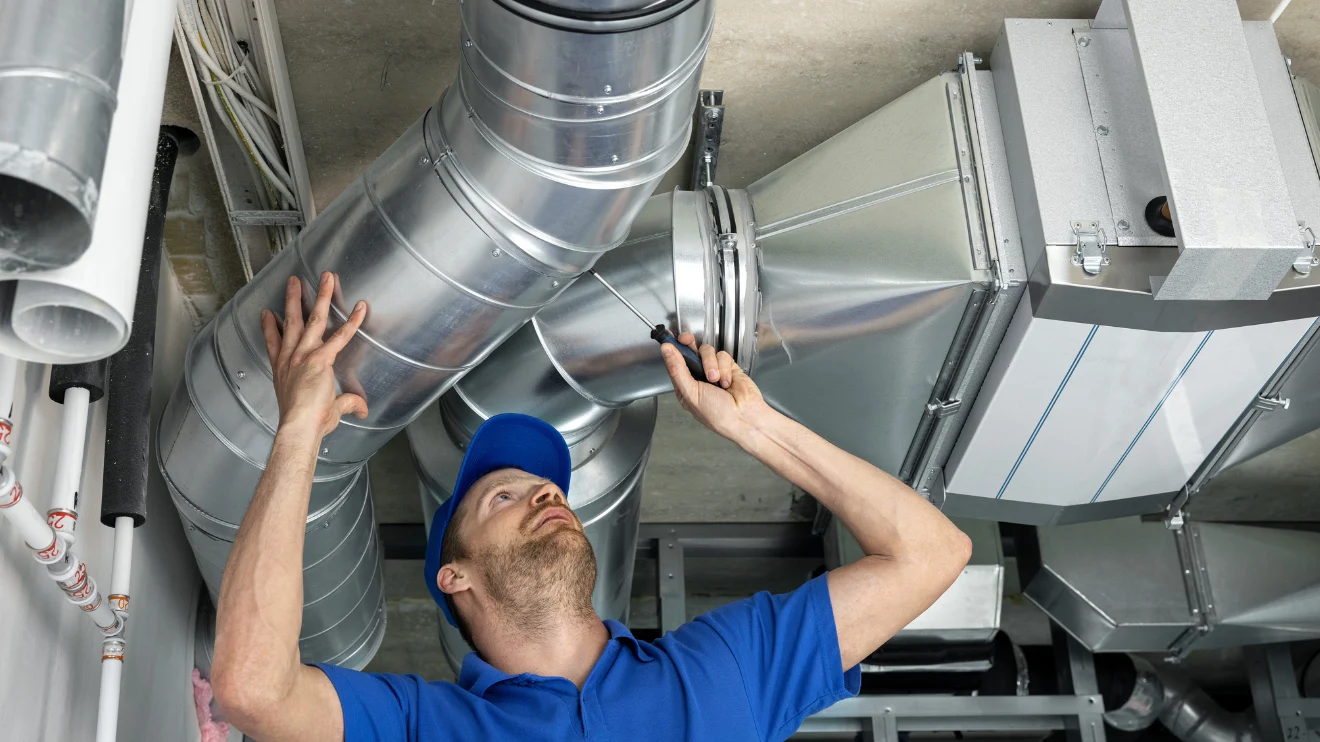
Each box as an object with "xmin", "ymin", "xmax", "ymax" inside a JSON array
[{"xmin": 534, "ymin": 185, "xmax": 759, "ymax": 408}]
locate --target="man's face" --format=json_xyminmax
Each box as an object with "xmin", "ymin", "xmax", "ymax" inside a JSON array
[{"xmin": 441, "ymin": 467, "xmax": 598, "ymax": 627}]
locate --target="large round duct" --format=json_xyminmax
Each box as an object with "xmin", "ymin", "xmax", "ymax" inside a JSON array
[
  {"xmin": 156, "ymin": 0, "xmax": 712, "ymax": 666},
  {"xmin": 0, "ymin": 0, "xmax": 125, "ymax": 272},
  {"xmin": 408, "ymin": 324, "xmax": 656, "ymax": 672}
]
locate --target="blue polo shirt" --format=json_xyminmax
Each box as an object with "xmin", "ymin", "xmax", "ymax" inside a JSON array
[{"xmin": 316, "ymin": 574, "xmax": 861, "ymax": 741}]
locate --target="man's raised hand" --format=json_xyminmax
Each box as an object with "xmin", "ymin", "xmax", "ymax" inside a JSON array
[{"xmin": 260, "ymin": 272, "xmax": 369, "ymax": 440}]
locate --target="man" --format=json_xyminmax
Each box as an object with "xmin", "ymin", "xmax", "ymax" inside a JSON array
[{"xmin": 210, "ymin": 272, "xmax": 973, "ymax": 741}]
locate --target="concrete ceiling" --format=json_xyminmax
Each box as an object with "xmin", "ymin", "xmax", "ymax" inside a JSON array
[{"xmin": 163, "ymin": 0, "xmax": 1320, "ymax": 219}]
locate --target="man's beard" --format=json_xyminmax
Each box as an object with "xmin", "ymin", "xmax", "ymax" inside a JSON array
[{"xmin": 475, "ymin": 503, "xmax": 598, "ymax": 634}]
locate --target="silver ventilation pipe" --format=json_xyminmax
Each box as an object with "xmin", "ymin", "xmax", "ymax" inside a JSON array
[
  {"xmin": 1105, "ymin": 655, "xmax": 1259, "ymax": 742},
  {"xmin": 0, "ymin": 0, "xmax": 125, "ymax": 271},
  {"xmin": 157, "ymin": 0, "xmax": 714, "ymax": 667},
  {"xmin": 536, "ymin": 73, "xmax": 996, "ymax": 475},
  {"xmin": 409, "ymin": 324, "xmax": 656, "ymax": 672}
]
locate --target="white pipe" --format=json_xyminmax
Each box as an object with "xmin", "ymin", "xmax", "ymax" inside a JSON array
[
  {"xmin": 0, "ymin": 354, "xmax": 18, "ymax": 419},
  {"xmin": 1270, "ymin": 0, "xmax": 1293, "ymax": 23},
  {"xmin": 0, "ymin": 466, "xmax": 58, "ymax": 552},
  {"xmin": 95, "ymin": 639, "xmax": 125, "ymax": 742},
  {"xmin": 108, "ymin": 516, "xmax": 133, "ymax": 613},
  {"xmin": 48, "ymin": 385, "xmax": 90, "ymax": 543},
  {"xmin": 0, "ymin": 0, "xmax": 178, "ymax": 363}
]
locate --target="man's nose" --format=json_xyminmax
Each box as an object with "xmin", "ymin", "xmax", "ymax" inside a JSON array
[{"xmin": 532, "ymin": 484, "xmax": 565, "ymax": 507}]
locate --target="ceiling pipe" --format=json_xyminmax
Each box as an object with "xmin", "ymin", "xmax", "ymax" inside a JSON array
[
  {"xmin": 0, "ymin": 0, "xmax": 125, "ymax": 271},
  {"xmin": 157, "ymin": 0, "xmax": 715, "ymax": 666}
]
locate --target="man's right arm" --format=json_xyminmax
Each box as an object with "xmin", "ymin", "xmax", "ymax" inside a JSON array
[
  {"xmin": 210, "ymin": 274, "xmax": 368, "ymax": 741},
  {"xmin": 660, "ymin": 336, "xmax": 972, "ymax": 670}
]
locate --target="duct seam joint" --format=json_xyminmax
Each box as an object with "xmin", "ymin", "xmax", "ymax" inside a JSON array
[{"xmin": 1167, "ymin": 522, "xmax": 1216, "ymax": 660}]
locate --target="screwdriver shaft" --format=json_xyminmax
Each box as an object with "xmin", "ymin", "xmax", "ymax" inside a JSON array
[{"xmin": 587, "ymin": 270, "xmax": 656, "ymax": 329}]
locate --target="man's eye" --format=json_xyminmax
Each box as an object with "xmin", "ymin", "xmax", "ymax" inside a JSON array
[{"xmin": 495, "ymin": 493, "xmax": 512, "ymax": 502}]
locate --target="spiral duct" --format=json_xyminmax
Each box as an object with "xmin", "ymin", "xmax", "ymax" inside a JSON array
[{"xmin": 157, "ymin": 0, "xmax": 714, "ymax": 667}]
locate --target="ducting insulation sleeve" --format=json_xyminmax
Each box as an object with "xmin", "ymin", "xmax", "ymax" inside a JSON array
[
  {"xmin": 157, "ymin": 0, "xmax": 714, "ymax": 666},
  {"xmin": 48, "ymin": 362, "xmax": 108, "ymax": 405},
  {"xmin": 103, "ymin": 129, "xmax": 192, "ymax": 530},
  {"xmin": 0, "ymin": 0, "xmax": 125, "ymax": 271},
  {"xmin": 0, "ymin": 0, "xmax": 179, "ymax": 364},
  {"xmin": 409, "ymin": 324, "xmax": 656, "ymax": 674}
]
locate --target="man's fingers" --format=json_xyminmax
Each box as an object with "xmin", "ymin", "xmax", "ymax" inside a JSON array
[
  {"xmin": 332, "ymin": 392, "xmax": 369, "ymax": 421},
  {"xmin": 280, "ymin": 276, "xmax": 304, "ymax": 362},
  {"xmin": 297, "ymin": 272, "xmax": 335, "ymax": 355},
  {"xmin": 260, "ymin": 309, "xmax": 282, "ymax": 368},
  {"xmin": 315, "ymin": 300, "xmax": 366, "ymax": 360},
  {"xmin": 677, "ymin": 332, "xmax": 698, "ymax": 353},
  {"xmin": 660, "ymin": 343, "xmax": 701, "ymax": 401},
  {"xmin": 716, "ymin": 350, "xmax": 735, "ymax": 389},
  {"xmin": 699, "ymin": 343, "xmax": 719, "ymax": 383}
]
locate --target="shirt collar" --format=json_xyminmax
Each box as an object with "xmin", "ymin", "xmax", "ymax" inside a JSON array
[{"xmin": 457, "ymin": 620, "xmax": 654, "ymax": 697}]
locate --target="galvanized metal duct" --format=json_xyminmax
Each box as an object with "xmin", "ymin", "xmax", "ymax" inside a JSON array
[
  {"xmin": 536, "ymin": 71, "xmax": 1014, "ymax": 476},
  {"xmin": 408, "ymin": 324, "xmax": 656, "ymax": 672},
  {"xmin": 0, "ymin": 0, "xmax": 125, "ymax": 271},
  {"xmin": 1103, "ymin": 655, "xmax": 1259, "ymax": 742},
  {"xmin": 1025, "ymin": 518, "xmax": 1320, "ymax": 657},
  {"xmin": 157, "ymin": 0, "xmax": 713, "ymax": 667}
]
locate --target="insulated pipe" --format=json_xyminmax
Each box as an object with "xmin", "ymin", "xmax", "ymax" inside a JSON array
[
  {"xmin": 0, "ymin": 0, "xmax": 179, "ymax": 363},
  {"xmin": 102, "ymin": 128, "xmax": 191, "ymax": 530},
  {"xmin": 157, "ymin": 0, "xmax": 715, "ymax": 666},
  {"xmin": 48, "ymin": 386, "xmax": 90, "ymax": 543},
  {"xmin": 0, "ymin": 0, "xmax": 125, "ymax": 271}
]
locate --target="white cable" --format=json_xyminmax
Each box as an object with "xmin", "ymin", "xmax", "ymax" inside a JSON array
[{"xmin": 1270, "ymin": 0, "xmax": 1293, "ymax": 22}]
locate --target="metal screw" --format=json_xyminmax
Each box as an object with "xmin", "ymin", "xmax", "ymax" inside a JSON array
[
  {"xmin": 951, "ymin": 90, "xmax": 959, "ymax": 99},
  {"xmin": 321, "ymin": 447, "xmax": 329, "ymax": 455},
  {"xmin": 551, "ymin": 280, "xmax": 560, "ymax": 288},
  {"xmin": 463, "ymin": 39, "xmax": 473, "ymax": 48},
  {"xmin": 1096, "ymin": 125, "xmax": 1109, "ymax": 136},
  {"xmin": 1117, "ymin": 219, "xmax": 1130, "ymax": 230},
  {"xmin": 596, "ymin": 105, "xmax": 604, "ymax": 114},
  {"xmin": 492, "ymin": 248, "xmax": 501, "ymax": 257},
  {"xmin": 1077, "ymin": 35, "xmax": 1091, "ymax": 47},
  {"xmin": 603, "ymin": 84, "xmax": 612, "ymax": 94},
  {"xmin": 420, "ymin": 156, "xmax": 431, "ymax": 166},
  {"xmin": 706, "ymin": 108, "xmax": 721, "ymax": 120},
  {"xmin": 667, "ymin": 573, "xmax": 674, "ymax": 579},
  {"xmin": 973, "ymin": 56, "xmax": 983, "ymax": 64},
  {"xmin": 610, "ymin": 154, "xmax": 619, "ymax": 163},
  {"xmin": 667, "ymin": 542, "xmax": 673, "ymax": 549},
  {"xmin": 962, "ymin": 174, "xmax": 971, "ymax": 183},
  {"xmin": 236, "ymin": 370, "xmax": 245, "ymax": 379}
]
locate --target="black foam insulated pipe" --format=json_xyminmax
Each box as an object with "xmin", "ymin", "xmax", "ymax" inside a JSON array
[
  {"xmin": 98, "ymin": 127, "xmax": 196, "ymax": 529},
  {"xmin": 48, "ymin": 361, "xmax": 108, "ymax": 404}
]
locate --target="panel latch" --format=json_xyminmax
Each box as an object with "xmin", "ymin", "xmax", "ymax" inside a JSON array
[{"xmin": 1071, "ymin": 220, "xmax": 1108, "ymax": 275}]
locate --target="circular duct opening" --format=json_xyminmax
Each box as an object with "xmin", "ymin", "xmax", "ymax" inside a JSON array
[
  {"xmin": 10, "ymin": 282, "xmax": 124, "ymax": 360},
  {"xmin": 0, "ymin": 174, "xmax": 92, "ymax": 271}
]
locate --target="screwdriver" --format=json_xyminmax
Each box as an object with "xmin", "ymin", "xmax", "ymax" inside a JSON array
[{"xmin": 587, "ymin": 269, "xmax": 709, "ymax": 382}]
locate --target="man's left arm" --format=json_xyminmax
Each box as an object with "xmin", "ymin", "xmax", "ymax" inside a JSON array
[{"xmin": 661, "ymin": 336, "xmax": 972, "ymax": 670}]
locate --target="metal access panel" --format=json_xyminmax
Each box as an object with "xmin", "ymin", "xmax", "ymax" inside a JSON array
[
  {"xmin": 942, "ymin": 298, "xmax": 1314, "ymax": 525},
  {"xmin": 990, "ymin": 15, "xmax": 1320, "ymax": 330}
]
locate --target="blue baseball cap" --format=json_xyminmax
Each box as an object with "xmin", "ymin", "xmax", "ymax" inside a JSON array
[{"xmin": 424, "ymin": 413, "xmax": 572, "ymax": 626}]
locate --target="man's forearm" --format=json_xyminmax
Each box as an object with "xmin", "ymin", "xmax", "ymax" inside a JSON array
[
  {"xmin": 213, "ymin": 424, "xmax": 320, "ymax": 708},
  {"xmin": 730, "ymin": 402, "xmax": 957, "ymax": 560}
]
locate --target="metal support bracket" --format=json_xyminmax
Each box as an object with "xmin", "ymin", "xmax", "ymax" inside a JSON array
[
  {"xmin": 926, "ymin": 399, "xmax": 963, "ymax": 419},
  {"xmin": 688, "ymin": 90, "xmax": 725, "ymax": 190},
  {"xmin": 1071, "ymin": 220, "xmax": 1108, "ymax": 275},
  {"xmin": 230, "ymin": 210, "xmax": 306, "ymax": 227},
  {"xmin": 656, "ymin": 529, "xmax": 687, "ymax": 634},
  {"xmin": 1167, "ymin": 521, "xmax": 1215, "ymax": 660},
  {"xmin": 1294, "ymin": 225, "xmax": 1318, "ymax": 276},
  {"xmin": 1251, "ymin": 394, "xmax": 1292, "ymax": 413}
]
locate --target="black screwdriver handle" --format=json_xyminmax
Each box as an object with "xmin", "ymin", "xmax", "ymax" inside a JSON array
[{"xmin": 651, "ymin": 325, "xmax": 708, "ymax": 382}]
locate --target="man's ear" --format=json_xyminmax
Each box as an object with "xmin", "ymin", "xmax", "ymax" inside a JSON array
[{"xmin": 438, "ymin": 563, "xmax": 470, "ymax": 597}]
